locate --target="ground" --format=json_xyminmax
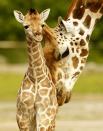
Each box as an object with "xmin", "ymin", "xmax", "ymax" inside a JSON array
[
  {"xmin": 0, "ymin": 97, "xmax": 103, "ymax": 131},
  {"xmin": 0, "ymin": 64, "xmax": 103, "ymax": 131}
]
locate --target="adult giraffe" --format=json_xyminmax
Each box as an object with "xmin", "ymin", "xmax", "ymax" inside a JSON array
[{"xmin": 43, "ymin": 0, "xmax": 103, "ymax": 106}]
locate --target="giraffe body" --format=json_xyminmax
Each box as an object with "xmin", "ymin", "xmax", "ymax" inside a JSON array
[
  {"xmin": 43, "ymin": 0, "xmax": 103, "ymax": 106},
  {"xmin": 14, "ymin": 9, "xmax": 58, "ymax": 131}
]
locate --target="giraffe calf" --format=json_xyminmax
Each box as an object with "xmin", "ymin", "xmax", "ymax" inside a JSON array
[{"xmin": 14, "ymin": 8, "xmax": 58, "ymax": 131}]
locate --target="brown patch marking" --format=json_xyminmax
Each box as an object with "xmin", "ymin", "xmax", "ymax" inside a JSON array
[
  {"xmin": 58, "ymin": 72, "xmax": 62, "ymax": 80},
  {"xmin": 33, "ymin": 58, "xmax": 42, "ymax": 66},
  {"xmin": 23, "ymin": 77, "xmax": 31, "ymax": 90},
  {"xmin": 83, "ymin": 15, "xmax": 91, "ymax": 28},
  {"xmin": 70, "ymin": 42, "xmax": 73, "ymax": 45},
  {"xmin": 35, "ymin": 68, "xmax": 44, "ymax": 76},
  {"xmin": 72, "ymin": 48, "xmax": 74, "ymax": 52},
  {"xmin": 37, "ymin": 75, "xmax": 45, "ymax": 82},
  {"xmin": 73, "ymin": 71, "xmax": 80, "ymax": 78},
  {"xmin": 40, "ymin": 77, "xmax": 51, "ymax": 87},
  {"xmin": 80, "ymin": 39, "xmax": 86, "ymax": 46},
  {"xmin": 23, "ymin": 92, "xmax": 34, "ymax": 106},
  {"xmin": 80, "ymin": 49, "xmax": 88, "ymax": 57},
  {"xmin": 39, "ymin": 89, "xmax": 48, "ymax": 96},
  {"xmin": 40, "ymin": 127, "xmax": 45, "ymax": 131},
  {"xmin": 73, "ymin": 21, "xmax": 78, "ymax": 26},
  {"xmin": 86, "ymin": 1, "xmax": 102, "ymax": 13},
  {"xmin": 100, "ymin": 6, "xmax": 103, "ymax": 14},
  {"xmin": 81, "ymin": 58, "xmax": 87, "ymax": 63},
  {"xmin": 79, "ymin": 29, "xmax": 84, "ymax": 35},
  {"xmin": 73, "ymin": 1, "xmax": 85, "ymax": 19},
  {"xmin": 72, "ymin": 56, "xmax": 79, "ymax": 69},
  {"xmin": 86, "ymin": 35, "xmax": 90, "ymax": 42}
]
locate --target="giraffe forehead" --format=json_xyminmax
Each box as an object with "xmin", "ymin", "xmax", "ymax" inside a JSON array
[{"xmin": 24, "ymin": 13, "xmax": 41, "ymax": 24}]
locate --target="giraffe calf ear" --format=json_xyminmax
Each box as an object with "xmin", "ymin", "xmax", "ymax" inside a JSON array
[
  {"xmin": 14, "ymin": 10, "xmax": 24, "ymax": 23},
  {"xmin": 40, "ymin": 8, "xmax": 50, "ymax": 23}
]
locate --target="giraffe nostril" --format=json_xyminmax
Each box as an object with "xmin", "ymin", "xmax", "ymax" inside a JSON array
[
  {"xmin": 24, "ymin": 25, "xmax": 29, "ymax": 29},
  {"xmin": 35, "ymin": 32, "xmax": 42, "ymax": 36}
]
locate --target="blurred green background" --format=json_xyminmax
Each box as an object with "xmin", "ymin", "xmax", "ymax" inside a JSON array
[
  {"xmin": 0, "ymin": 1, "xmax": 103, "ymax": 131},
  {"xmin": 0, "ymin": 0, "xmax": 103, "ymax": 102},
  {"xmin": 0, "ymin": 0, "xmax": 103, "ymax": 63}
]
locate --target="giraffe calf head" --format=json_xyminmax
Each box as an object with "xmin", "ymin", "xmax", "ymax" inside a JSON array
[{"xmin": 14, "ymin": 8, "xmax": 50, "ymax": 42}]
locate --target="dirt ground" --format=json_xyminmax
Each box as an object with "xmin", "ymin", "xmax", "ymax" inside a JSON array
[{"xmin": 0, "ymin": 97, "xmax": 103, "ymax": 131}]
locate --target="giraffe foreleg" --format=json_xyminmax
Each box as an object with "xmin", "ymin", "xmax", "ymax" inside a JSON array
[
  {"xmin": 35, "ymin": 92, "xmax": 58, "ymax": 131},
  {"xmin": 35, "ymin": 111, "xmax": 56, "ymax": 131}
]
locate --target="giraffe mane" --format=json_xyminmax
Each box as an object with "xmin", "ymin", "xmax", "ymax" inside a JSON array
[
  {"xmin": 29, "ymin": 8, "xmax": 38, "ymax": 15},
  {"xmin": 43, "ymin": 24, "xmax": 56, "ymax": 42}
]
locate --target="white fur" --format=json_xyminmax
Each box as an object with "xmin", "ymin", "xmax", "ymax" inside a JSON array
[
  {"xmin": 14, "ymin": 10, "xmax": 24, "ymax": 23},
  {"xmin": 40, "ymin": 9, "xmax": 50, "ymax": 23}
]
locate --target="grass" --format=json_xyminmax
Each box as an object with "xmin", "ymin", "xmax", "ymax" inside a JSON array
[
  {"xmin": 74, "ymin": 71, "xmax": 103, "ymax": 94},
  {"xmin": 0, "ymin": 71, "xmax": 103, "ymax": 101},
  {"xmin": 0, "ymin": 41, "xmax": 103, "ymax": 64},
  {"xmin": 0, "ymin": 72, "xmax": 23, "ymax": 101},
  {"xmin": 0, "ymin": 48, "xmax": 27, "ymax": 64}
]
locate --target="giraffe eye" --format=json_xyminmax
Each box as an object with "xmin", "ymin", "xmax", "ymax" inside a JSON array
[
  {"xmin": 62, "ymin": 48, "xmax": 69, "ymax": 58},
  {"xmin": 24, "ymin": 25, "xmax": 29, "ymax": 29},
  {"xmin": 42, "ymin": 24, "xmax": 45, "ymax": 27}
]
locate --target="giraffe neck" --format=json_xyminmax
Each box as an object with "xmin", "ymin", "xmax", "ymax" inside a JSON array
[
  {"xmin": 66, "ymin": 0, "xmax": 103, "ymax": 37},
  {"xmin": 58, "ymin": 1, "xmax": 103, "ymax": 93},
  {"xmin": 26, "ymin": 36, "xmax": 47, "ymax": 80},
  {"xmin": 26, "ymin": 37, "xmax": 58, "ymax": 131}
]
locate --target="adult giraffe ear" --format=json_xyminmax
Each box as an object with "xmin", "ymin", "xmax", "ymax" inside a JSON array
[
  {"xmin": 40, "ymin": 8, "xmax": 50, "ymax": 23},
  {"xmin": 58, "ymin": 16, "xmax": 68, "ymax": 32},
  {"xmin": 14, "ymin": 10, "xmax": 24, "ymax": 23},
  {"xmin": 58, "ymin": 16, "xmax": 75, "ymax": 33}
]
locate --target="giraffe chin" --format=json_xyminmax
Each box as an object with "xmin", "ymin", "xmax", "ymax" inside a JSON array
[{"xmin": 34, "ymin": 35, "xmax": 43, "ymax": 42}]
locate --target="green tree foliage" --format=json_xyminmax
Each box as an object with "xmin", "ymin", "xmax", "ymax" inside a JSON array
[
  {"xmin": 0, "ymin": 0, "xmax": 103, "ymax": 62},
  {"xmin": 0, "ymin": 0, "xmax": 70, "ymax": 41}
]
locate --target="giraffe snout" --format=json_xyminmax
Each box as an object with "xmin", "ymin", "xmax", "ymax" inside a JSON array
[{"xmin": 35, "ymin": 31, "xmax": 42, "ymax": 36}]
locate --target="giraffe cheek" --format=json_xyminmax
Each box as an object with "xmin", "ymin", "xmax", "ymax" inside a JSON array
[
  {"xmin": 80, "ymin": 49, "xmax": 88, "ymax": 57},
  {"xmin": 72, "ymin": 56, "xmax": 79, "ymax": 69}
]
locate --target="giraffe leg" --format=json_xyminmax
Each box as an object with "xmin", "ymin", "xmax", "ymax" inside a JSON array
[
  {"xmin": 16, "ymin": 91, "xmax": 36, "ymax": 131},
  {"xmin": 36, "ymin": 119, "xmax": 55, "ymax": 131},
  {"xmin": 35, "ymin": 95, "xmax": 57, "ymax": 131}
]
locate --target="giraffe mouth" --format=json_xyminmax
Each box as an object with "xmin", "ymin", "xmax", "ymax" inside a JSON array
[{"xmin": 34, "ymin": 33, "xmax": 43, "ymax": 42}]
